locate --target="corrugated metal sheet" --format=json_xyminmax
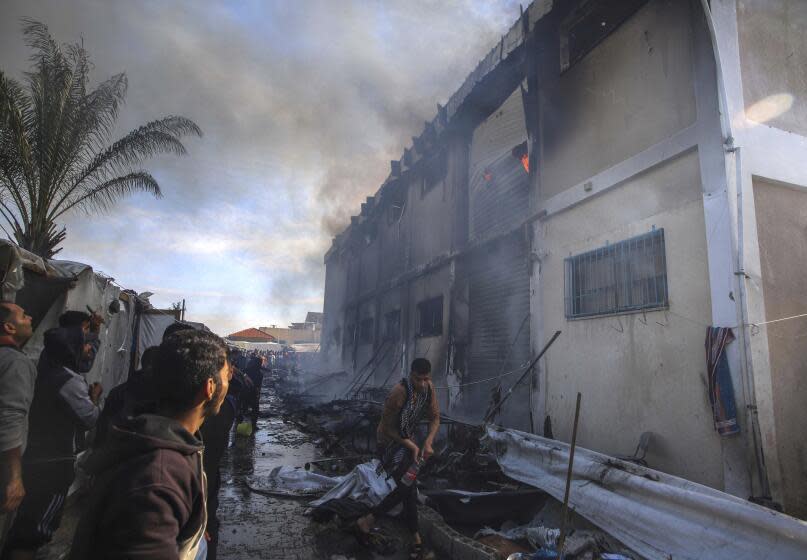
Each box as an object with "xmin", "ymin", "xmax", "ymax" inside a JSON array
[
  {"xmin": 468, "ymin": 87, "xmax": 529, "ymax": 241},
  {"xmin": 466, "ymin": 232, "xmax": 531, "ymax": 428}
]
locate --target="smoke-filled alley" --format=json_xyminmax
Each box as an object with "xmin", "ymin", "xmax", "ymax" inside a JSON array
[{"xmin": 3, "ymin": 1, "xmax": 807, "ymax": 559}]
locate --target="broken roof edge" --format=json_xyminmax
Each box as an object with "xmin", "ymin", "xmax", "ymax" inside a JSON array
[{"xmin": 327, "ymin": 0, "xmax": 554, "ymax": 256}]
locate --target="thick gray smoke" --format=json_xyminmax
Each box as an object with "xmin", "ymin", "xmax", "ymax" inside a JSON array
[{"xmin": 0, "ymin": 0, "xmax": 523, "ymax": 333}]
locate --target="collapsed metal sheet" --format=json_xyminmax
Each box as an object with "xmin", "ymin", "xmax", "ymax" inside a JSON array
[{"xmin": 485, "ymin": 425, "xmax": 807, "ymax": 560}]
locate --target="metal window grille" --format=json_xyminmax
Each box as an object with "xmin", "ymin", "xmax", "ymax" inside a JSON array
[{"xmin": 564, "ymin": 229, "xmax": 668, "ymax": 319}]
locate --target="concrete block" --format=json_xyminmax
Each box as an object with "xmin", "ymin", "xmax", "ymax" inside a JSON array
[{"xmin": 418, "ymin": 505, "xmax": 498, "ymax": 560}]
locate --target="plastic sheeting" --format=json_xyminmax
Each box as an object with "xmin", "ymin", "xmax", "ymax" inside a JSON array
[
  {"xmin": 485, "ymin": 426, "xmax": 807, "ymax": 560},
  {"xmin": 18, "ymin": 262, "xmax": 136, "ymax": 392},
  {"xmin": 310, "ymin": 460, "xmax": 395, "ymax": 508},
  {"xmin": 247, "ymin": 460, "xmax": 395, "ymax": 508},
  {"xmin": 247, "ymin": 465, "xmax": 344, "ymax": 497},
  {"xmin": 136, "ymin": 313, "xmax": 177, "ymax": 364}
]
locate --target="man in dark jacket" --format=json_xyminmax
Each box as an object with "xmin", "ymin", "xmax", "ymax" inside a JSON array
[
  {"xmin": 244, "ymin": 353, "xmax": 263, "ymax": 427},
  {"xmin": 58, "ymin": 310, "xmax": 103, "ymax": 373},
  {"xmin": 3, "ymin": 327, "xmax": 102, "ymax": 559},
  {"xmin": 69, "ymin": 329, "xmax": 230, "ymax": 560}
]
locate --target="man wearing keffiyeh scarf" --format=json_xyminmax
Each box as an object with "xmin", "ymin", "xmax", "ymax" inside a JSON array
[{"xmin": 356, "ymin": 358, "xmax": 440, "ymax": 559}]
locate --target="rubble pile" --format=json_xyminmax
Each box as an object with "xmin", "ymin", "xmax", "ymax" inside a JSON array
[{"xmin": 265, "ymin": 375, "xmax": 640, "ymax": 560}]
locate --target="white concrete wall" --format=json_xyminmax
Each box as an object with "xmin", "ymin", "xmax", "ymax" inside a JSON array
[
  {"xmin": 751, "ymin": 179, "xmax": 807, "ymax": 517},
  {"xmin": 540, "ymin": 0, "xmax": 697, "ymax": 199},
  {"xmin": 321, "ymin": 251, "xmax": 349, "ymax": 371},
  {"xmin": 536, "ymin": 151, "xmax": 724, "ymax": 488},
  {"xmin": 530, "ymin": 0, "xmax": 738, "ymax": 490},
  {"xmin": 709, "ymin": 0, "xmax": 807, "ymax": 512},
  {"xmin": 738, "ymin": 0, "xmax": 807, "ymax": 136}
]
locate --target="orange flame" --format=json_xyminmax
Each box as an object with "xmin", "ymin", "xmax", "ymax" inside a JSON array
[{"xmin": 521, "ymin": 153, "xmax": 529, "ymax": 174}]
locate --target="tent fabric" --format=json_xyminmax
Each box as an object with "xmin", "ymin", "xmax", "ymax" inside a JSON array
[
  {"xmin": 485, "ymin": 426, "xmax": 807, "ymax": 560},
  {"xmin": 310, "ymin": 460, "xmax": 395, "ymax": 508},
  {"xmin": 247, "ymin": 465, "xmax": 344, "ymax": 498},
  {"xmin": 136, "ymin": 313, "xmax": 177, "ymax": 362},
  {"xmin": 246, "ymin": 460, "xmax": 395, "ymax": 508}
]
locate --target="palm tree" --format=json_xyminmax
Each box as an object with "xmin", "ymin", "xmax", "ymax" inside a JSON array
[{"xmin": 0, "ymin": 19, "xmax": 202, "ymax": 258}]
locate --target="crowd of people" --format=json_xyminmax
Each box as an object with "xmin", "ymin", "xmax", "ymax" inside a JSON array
[
  {"xmin": 0, "ymin": 300, "xmax": 440, "ymax": 559},
  {"xmin": 0, "ymin": 302, "xmax": 267, "ymax": 560}
]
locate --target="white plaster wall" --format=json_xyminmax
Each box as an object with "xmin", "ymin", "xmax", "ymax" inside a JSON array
[
  {"xmin": 737, "ymin": 0, "xmax": 807, "ymax": 136},
  {"xmin": 536, "ymin": 151, "xmax": 725, "ymax": 488},
  {"xmin": 321, "ymin": 252, "xmax": 349, "ymax": 371},
  {"xmin": 409, "ymin": 173, "xmax": 454, "ymax": 269},
  {"xmin": 406, "ymin": 267, "xmax": 450, "ymax": 389},
  {"xmin": 540, "ymin": 0, "xmax": 697, "ymax": 198},
  {"xmin": 751, "ymin": 179, "xmax": 807, "ymax": 517}
]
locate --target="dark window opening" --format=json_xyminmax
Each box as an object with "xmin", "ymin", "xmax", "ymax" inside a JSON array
[
  {"xmin": 560, "ymin": 0, "xmax": 649, "ymax": 72},
  {"xmin": 384, "ymin": 310, "xmax": 401, "ymax": 340},
  {"xmin": 343, "ymin": 324, "xmax": 355, "ymax": 350},
  {"xmin": 359, "ymin": 318, "xmax": 374, "ymax": 344},
  {"xmin": 417, "ymin": 296, "xmax": 443, "ymax": 337},
  {"xmin": 387, "ymin": 187, "xmax": 406, "ymax": 225},
  {"xmin": 564, "ymin": 229, "xmax": 668, "ymax": 319}
]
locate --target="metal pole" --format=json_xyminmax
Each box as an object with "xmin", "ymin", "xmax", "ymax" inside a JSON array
[
  {"xmin": 484, "ymin": 330, "xmax": 561, "ymax": 423},
  {"xmin": 557, "ymin": 392, "xmax": 582, "ymax": 556}
]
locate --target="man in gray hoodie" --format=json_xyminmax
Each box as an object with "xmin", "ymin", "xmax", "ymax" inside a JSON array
[
  {"xmin": 0, "ymin": 302, "xmax": 34, "ymax": 551},
  {"xmin": 69, "ymin": 329, "xmax": 230, "ymax": 560}
]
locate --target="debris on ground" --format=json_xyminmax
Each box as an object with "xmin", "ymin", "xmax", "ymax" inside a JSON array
[{"xmin": 267, "ymin": 371, "xmax": 642, "ymax": 560}]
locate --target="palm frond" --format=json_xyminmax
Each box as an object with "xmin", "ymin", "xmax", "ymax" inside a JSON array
[
  {"xmin": 0, "ymin": 19, "xmax": 201, "ymax": 256},
  {"xmin": 53, "ymin": 171, "xmax": 161, "ymax": 219}
]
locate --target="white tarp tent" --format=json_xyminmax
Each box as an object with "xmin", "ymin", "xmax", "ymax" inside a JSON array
[
  {"xmin": 0, "ymin": 240, "xmax": 206, "ymax": 393},
  {"xmin": 485, "ymin": 426, "xmax": 807, "ymax": 560}
]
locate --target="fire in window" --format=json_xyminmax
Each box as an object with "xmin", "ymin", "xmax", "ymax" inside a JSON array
[{"xmin": 511, "ymin": 142, "xmax": 529, "ymax": 174}]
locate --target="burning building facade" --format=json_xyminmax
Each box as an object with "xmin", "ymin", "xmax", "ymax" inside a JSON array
[{"xmin": 320, "ymin": 0, "xmax": 807, "ymax": 519}]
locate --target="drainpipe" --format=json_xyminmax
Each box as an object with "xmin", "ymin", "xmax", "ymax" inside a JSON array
[{"xmin": 698, "ymin": 0, "xmax": 770, "ymax": 498}]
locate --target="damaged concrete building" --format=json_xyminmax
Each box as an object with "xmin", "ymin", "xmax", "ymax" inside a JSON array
[{"xmin": 320, "ymin": 0, "xmax": 807, "ymax": 520}]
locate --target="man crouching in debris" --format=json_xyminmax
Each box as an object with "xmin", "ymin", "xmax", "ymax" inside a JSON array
[
  {"xmin": 356, "ymin": 358, "xmax": 439, "ymax": 560},
  {"xmin": 68, "ymin": 330, "xmax": 230, "ymax": 560}
]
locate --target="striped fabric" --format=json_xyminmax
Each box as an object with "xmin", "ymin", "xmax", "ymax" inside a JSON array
[{"xmin": 705, "ymin": 327, "xmax": 740, "ymax": 436}]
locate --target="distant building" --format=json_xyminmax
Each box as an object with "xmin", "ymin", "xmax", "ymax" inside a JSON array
[
  {"xmin": 227, "ymin": 328, "xmax": 277, "ymax": 343},
  {"xmin": 258, "ymin": 311, "xmax": 322, "ymax": 345}
]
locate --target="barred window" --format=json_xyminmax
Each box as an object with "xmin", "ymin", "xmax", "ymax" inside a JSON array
[{"xmin": 564, "ymin": 229, "xmax": 668, "ymax": 319}]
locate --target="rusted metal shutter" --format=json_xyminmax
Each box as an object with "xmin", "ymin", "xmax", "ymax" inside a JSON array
[
  {"xmin": 468, "ymin": 87, "xmax": 529, "ymax": 241},
  {"xmin": 466, "ymin": 233, "xmax": 531, "ymax": 429},
  {"xmin": 464, "ymin": 86, "xmax": 532, "ymax": 429}
]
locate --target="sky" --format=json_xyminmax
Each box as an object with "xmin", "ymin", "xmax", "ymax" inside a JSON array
[{"xmin": 0, "ymin": 0, "xmax": 523, "ymax": 335}]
